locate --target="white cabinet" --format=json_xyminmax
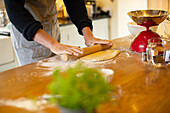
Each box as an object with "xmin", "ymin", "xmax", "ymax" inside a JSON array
[
  {"xmin": 0, "ymin": 36, "xmax": 19, "ymax": 72},
  {"xmin": 93, "ymin": 18, "xmax": 109, "ymax": 40},
  {"xmin": 0, "ymin": 36, "xmax": 14, "ymax": 65},
  {"xmin": 60, "ymin": 24, "xmax": 86, "ymax": 47},
  {"xmin": 60, "ymin": 18, "xmax": 110, "ymax": 48}
]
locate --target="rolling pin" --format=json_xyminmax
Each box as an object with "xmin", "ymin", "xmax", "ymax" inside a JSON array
[{"xmin": 61, "ymin": 44, "xmax": 111, "ymax": 61}]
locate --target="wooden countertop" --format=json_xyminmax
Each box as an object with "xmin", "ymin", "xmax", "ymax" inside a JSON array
[{"xmin": 0, "ymin": 36, "xmax": 170, "ymax": 113}]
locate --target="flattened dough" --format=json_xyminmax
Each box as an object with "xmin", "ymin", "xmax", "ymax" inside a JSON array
[{"xmin": 80, "ymin": 49, "xmax": 120, "ymax": 62}]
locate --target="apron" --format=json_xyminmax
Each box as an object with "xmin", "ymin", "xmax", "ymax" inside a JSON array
[{"xmin": 10, "ymin": 0, "xmax": 60, "ymax": 66}]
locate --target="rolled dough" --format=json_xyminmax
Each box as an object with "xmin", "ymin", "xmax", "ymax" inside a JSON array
[{"xmin": 80, "ymin": 49, "xmax": 120, "ymax": 62}]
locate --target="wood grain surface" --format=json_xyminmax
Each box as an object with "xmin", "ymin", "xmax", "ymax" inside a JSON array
[{"xmin": 0, "ymin": 36, "xmax": 170, "ymax": 113}]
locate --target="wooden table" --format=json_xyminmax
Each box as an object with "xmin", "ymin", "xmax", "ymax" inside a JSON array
[{"xmin": 0, "ymin": 36, "xmax": 170, "ymax": 113}]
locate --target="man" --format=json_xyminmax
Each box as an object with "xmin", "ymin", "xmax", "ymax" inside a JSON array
[{"xmin": 4, "ymin": 0, "xmax": 112, "ymax": 66}]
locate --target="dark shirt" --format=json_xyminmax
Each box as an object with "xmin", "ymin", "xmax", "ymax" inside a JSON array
[{"xmin": 4, "ymin": 0, "xmax": 93, "ymax": 41}]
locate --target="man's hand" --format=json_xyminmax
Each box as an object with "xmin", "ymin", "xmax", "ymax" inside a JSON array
[
  {"xmin": 82, "ymin": 27, "xmax": 113, "ymax": 47},
  {"xmin": 84, "ymin": 36, "xmax": 113, "ymax": 47},
  {"xmin": 33, "ymin": 29, "xmax": 83, "ymax": 56},
  {"xmin": 50, "ymin": 42, "xmax": 83, "ymax": 56}
]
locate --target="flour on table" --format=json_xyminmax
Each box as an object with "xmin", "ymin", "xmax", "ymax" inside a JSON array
[
  {"xmin": 37, "ymin": 55, "xmax": 79, "ymax": 72},
  {"xmin": 0, "ymin": 98, "xmax": 54, "ymax": 111},
  {"xmin": 36, "ymin": 54, "xmax": 118, "ymax": 76}
]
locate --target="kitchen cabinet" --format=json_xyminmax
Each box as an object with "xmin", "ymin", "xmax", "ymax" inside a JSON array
[
  {"xmin": 60, "ymin": 24, "xmax": 86, "ymax": 47},
  {"xmin": 0, "ymin": 36, "xmax": 14, "ymax": 65},
  {"xmin": 0, "ymin": 36, "xmax": 18, "ymax": 72},
  {"xmin": 93, "ymin": 18, "xmax": 109, "ymax": 40},
  {"xmin": 60, "ymin": 18, "xmax": 110, "ymax": 48}
]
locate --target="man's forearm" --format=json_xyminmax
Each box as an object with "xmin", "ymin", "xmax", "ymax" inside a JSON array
[
  {"xmin": 82, "ymin": 27, "xmax": 93, "ymax": 40},
  {"xmin": 33, "ymin": 29, "xmax": 83, "ymax": 56},
  {"xmin": 33, "ymin": 29, "xmax": 59, "ymax": 49}
]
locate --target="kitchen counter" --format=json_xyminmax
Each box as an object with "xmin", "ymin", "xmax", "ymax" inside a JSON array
[
  {"xmin": 0, "ymin": 36, "xmax": 170, "ymax": 113},
  {"xmin": 58, "ymin": 15, "xmax": 111, "ymax": 26}
]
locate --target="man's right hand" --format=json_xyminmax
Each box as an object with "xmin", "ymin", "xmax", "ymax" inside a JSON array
[
  {"xmin": 50, "ymin": 41, "xmax": 83, "ymax": 56},
  {"xmin": 33, "ymin": 29, "xmax": 83, "ymax": 56}
]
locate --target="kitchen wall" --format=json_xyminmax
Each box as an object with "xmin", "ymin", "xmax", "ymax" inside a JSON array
[
  {"xmin": 148, "ymin": 0, "xmax": 169, "ymax": 11},
  {"xmin": 96, "ymin": 0, "xmax": 148, "ymax": 38},
  {"xmin": 117, "ymin": 0, "xmax": 148, "ymax": 37}
]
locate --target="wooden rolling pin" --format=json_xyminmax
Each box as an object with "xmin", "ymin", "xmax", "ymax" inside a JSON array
[{"xmin": 61, "ymin": 44, "xmax": 111, "ymax": 61}]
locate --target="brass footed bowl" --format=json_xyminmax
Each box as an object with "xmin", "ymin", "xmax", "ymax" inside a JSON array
[{"xmin": 127, "ymin": 10, "xmax": 169, "ymax": 27}]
